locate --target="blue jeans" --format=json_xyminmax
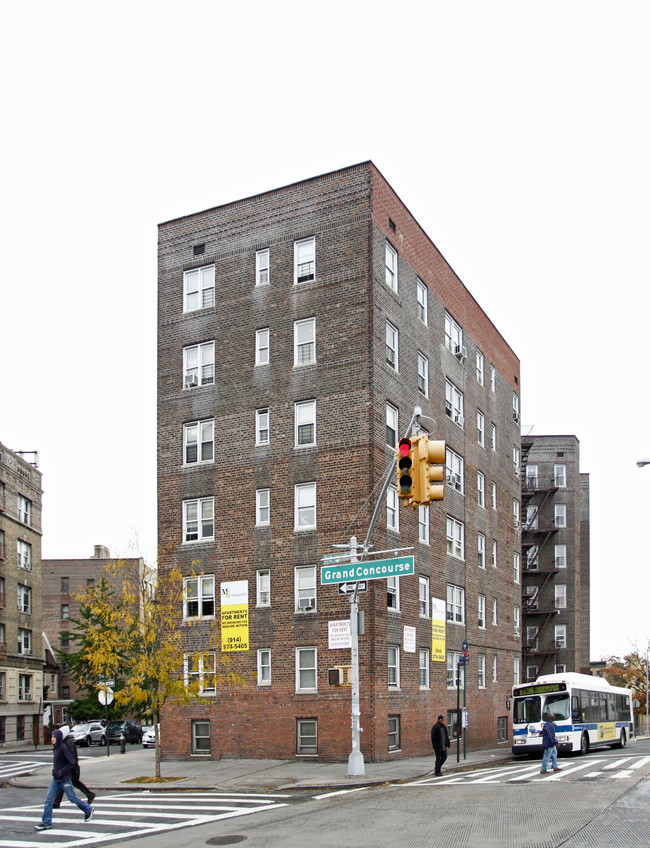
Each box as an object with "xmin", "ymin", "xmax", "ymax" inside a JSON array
[
  {"xmin": 41, "ymin": 777, "xmax": 92, "ymax": 826},
  {"xmin": 541, "ymin": 745, "xmax": 558, "ymax": 771}
]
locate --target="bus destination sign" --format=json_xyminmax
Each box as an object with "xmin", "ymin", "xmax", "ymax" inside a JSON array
[{"xmin": 514, "ymin": 682, "xmax": 567, "ymax": 697}]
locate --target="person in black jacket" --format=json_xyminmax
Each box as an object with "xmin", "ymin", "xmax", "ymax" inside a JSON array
[
  {"xmin": 431, "ymin": 714, "xmax": 451, "ymax": 776},
  {"xmin": 35, "ymin": 729, "xmax": 94, "ymax": 831},
  {"xmin": 52, "ymin": 726, "xmax": 96, "ymax": 809}
]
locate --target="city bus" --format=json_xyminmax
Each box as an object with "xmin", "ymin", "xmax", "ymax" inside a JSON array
[{"xmin": 512, "ymin": 672, "xmax": 634, "ymax": 757}]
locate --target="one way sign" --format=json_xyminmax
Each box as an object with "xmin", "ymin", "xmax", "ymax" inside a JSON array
[{"xmin": 338, "ymin": 581, "xmax": 368, "ymax": 594}]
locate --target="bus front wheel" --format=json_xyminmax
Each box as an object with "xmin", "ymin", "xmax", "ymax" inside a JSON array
[{"xmin": 580, "ymin": 733, "xmax": 589, "ymax": 755}]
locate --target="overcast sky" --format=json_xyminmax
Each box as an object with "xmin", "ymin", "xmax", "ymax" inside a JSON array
[{"xmin": 1, "ymin": 2, "xmax": 648, "ymax": 660}]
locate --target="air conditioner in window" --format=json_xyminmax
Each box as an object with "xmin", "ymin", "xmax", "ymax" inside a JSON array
[
  {"xmin": 514, "ymin": 518, "xmax": 520, "ymax": 528},
  {"xmin": 513, "ymin": 411, "xmax": 521, "ymax": 423},
  {"xmin": 185, "ymin": 374, "xmax": 199, "ymax": 388},
  {"xmin": 454, "ymin": 414, "xmax": 465, "ymax": 427},
  {"xmin": 454, "ymin": 344, "xmax": 467, "ymax": 363},
  {"xmin": 556, "ymin": 640, "xmax": 565, "ymax": 648},
  {"xmin": 298, "ymin": 598, "xmax": 315, "ymax": 611}
]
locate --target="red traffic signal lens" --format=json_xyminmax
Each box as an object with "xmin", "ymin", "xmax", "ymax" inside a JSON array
[{"xmin": 398, "ymin": 438, "xmax": 411, "ymax": 458}]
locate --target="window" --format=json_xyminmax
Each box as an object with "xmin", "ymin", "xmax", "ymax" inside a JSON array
[
  {"xmin": 478, "ymin": 654, "xmax": 486, "ymax": 688},
  {"xmin": 416, "ymin": 278, "xmax": 428, "ymax": 324},
  {"xmin": 0, "ymin": 529, "xmax": 3, "ymax": 559},
  {"xmin": 491, "ymin": 481, "xmax": 497, "ymax": 510},
  {"xmin": 183, "ymin": 342, "xmax": 214, "ymax": 388},
  {"xmin": 514, "ymin": 552, "xmax": 521, "ymax": 584},
  {"xmin": 490, "ymin": 364, "xmax": 496, "ymax": 392},
  {"xmin": 497, "ymin": 716, "xmax": 508, "ymax": 742},
  {"xmin": 478, "ymin": 533, "xmax": 486, "ymax": 569},
  {"xmin": 388, "ymin": 715, "xmax": 401, "ymax": 750},
  {"xmin": 388, "ymin": 645, "xmax": 400, "ymax": 687},
  {"xmin": 446, "ymin": 585, "xmax": 465, "ymax": 624},
  {"xmin": 419, "ymin": 576, "xmax": 430, "ymax": 617},
  {"xmin": 255, "ymin": 328, "xmax": 270, "ymax": 365},
  {"xmin": 555, "ymin": 504, "xmax": 567, "ymax": 528},
  {"xmin": 527, "ymin": 665, "xmax": 538, "ymax": 682},
  {"xmin": 255, "ymin": 408, "xmax": 270, "ymax": 445},
  {"xmin": 17, "ymin": 496, "xmax": 31, "ymax": 525},
  {"xmin": 444, "ymin": 312, "xmax": 464, "ymax": 356},
  {"xmin": 514, "ymin": 605, "xmax": 521, "ymax": 636},
  {"xmin": 385, "ymin": 403, "xmax": 398, "ymax": 447},
  {"xmin": 446, "ymin": 517, "xmax": 464, "ymax": 559},
  {"xmin": 555, "ymin": 584, "xmax": 567, "ymax": 609},
  {"xmin": 295, "ymin": 400, "xmax": 316, "ymax": 447},
  {"xmin": 554, "ymin": 465, "xmax": 566, "ymax": 487},
  {"xmin": 555, "ymin": 544, "xmax": 567, "ymax": 568},
  {"xmin": 255, "ymin": 248, "xmax": 270, "ymax": 286},
  {"xmin": 513, "ymin": 499, "xmax": 520, "ymax": 529},
  {"xmin": 183, "ymin": 265, "xmax": 215, "ymax": 312},
  {"xmin": 294, "ymin": 483, "xmax": 316, "ymax": 530},
  {"xmin": 513, "ymin": 393, "xmax": 520, "ymax": 424},
  {"xmin": 183, "ymin": 498, "xmax": 214, "ymax": 542},
  {"xmin": 492, "ymin": 540, "xmax": 498, "ymax": 569},
  {"xmin": 0, "ymin": 673, "xmax": 4, "ymax": 700},
  {"xmin": 385, "ymin": 321, "xmax": 399, "ymax": 370},
  {"xmin": 387, "ymin": 486, "xmax": 399, "ymax": 532},
  {"xmin": 419, "ymin": 649, "xmax": 430, "ymax": 688},
  {"xmin": 183, "ymin": 576, "xmax": 215, "ymax": 619},
  {"xmin": 184, "ymin": 420, "xmax": 214, "ymax": 465},
  {"xmin": 295, "ymin": 566, "xmax": 316, "ymax": 611},
  {"xmin": 257, "ymin": 649, "xmax": 271, "ymax": 685},
  {"xmin": 526, "ymin": 544, "xmax": 539, "ymax": 569},
  {"xmin": 526, "ymin": 464, "xmax": 538, "ymax": 489},
  {"xmin": 513, "ymin": 445, "xmax": 520, "ymax": 475},
  {"xmin": 256, "ymin": 569, "xmax": 270, "ymax": 606},
  {"xmin": 297, "ymin": 719, "xmax": 317, "ymax": 754},
  {"xmin": 186, "ymin": 652, "xmax": 216, "ymax": 694},
  {"xmin": 60, "ymin": 632, "xmax": 69, "ymax": 648},
  {"xmin": 446, "ymin": 448, "xmax": 464, "ymax": 493},
  {"xmin": 477, "ymin": 472, "xmax": 485, "ymax": 508},
  {"xmin": 61, "ymin": 603, "xmax": 69, "ymax": 620},
  {"xmin": 555, "ymin": 664, "xmax": 567, "ymax": 674},
  {"xmin": 0, "ymin": 576, "xmax": 4, "ymax": 606},
  {"xmin": 296, "ymin": 647, "xmax": 317, "ymax": 692},
  {"xmin": 445, "ymin": 380, "xmax": 464, "ymax": 425},
  {"xmin": 294, "ymin": 237, "xmax": 315, "ymax": 284},
  {"xmin": 477, "ymin": 410, "xmax": 485, "ymax": 447},
  {"xmin": 385, "ymin": 241, "xmax": 398, "ymax": 291},
  {"xmin": 256, "ymin": 489, "xmax": 270, "ymax": 526},
  {"xmin": 514, "ymin": 657, "xmax": 520, "ymax": 685},
  {"xmin": 476, "ymin": 350, "xmax": 485, "ymax": 385},
  {"xmin": 18, "ymin": 674, "xmax": 32, "ymax": 702},
  {"xmin": 526, "ymin": 506, "xmax": 539, "ymax": 531},
  {"xmin": 418, "ymin": 504, "xmax": 429, "ymax": 544},
  {"xmin": 61, "ymin": 576, "xmax": 69, "ymax": 593},
  {"xmin": 492, "ymin": 598, "xmax": 498, "ymax": 626},
  {"xmin": 555, "ymin": 625, "xmax": 567, "ymax": 648},
  {"xmin": 417, "ymin": 352, "xmax": 429, "ymax": 396},
  {"xmin": 294, "ymin": 318, "xmax": 316, "ymax": 365},
  {"xmin": 17, "ymin": 540, "xmax": 31, "ymax": 570},
  {"xmin": 527, "ymin": 626, "xmax": 539, "ymax": 650},
  {"xmin": 17, "ymin": 585, "xmax": 31, "ymax": 614},
  {"xmin": 192, "ymin": 720, "xmax": 211, "ymax": 754},
  {"xmin": 17, "ymin": 628, "xmax": 32, "ymax": 654},
  {"xmin": 447, "ymin": 652, "xmax": 465, "ymax": 689},
  {"xmin": 478, "ymin": 594, "xmax": 486, "ymax": 629},
  {"xmin": 387, "ymin": 576, "xmax": 400, "ymax": 610},
  {"xmin": 493, "ymin": 656, "xmax": 498, "ymax": 683},
  {"xmin": 491, "ymin": 422, "xmax": 498, "ymax": 451}
]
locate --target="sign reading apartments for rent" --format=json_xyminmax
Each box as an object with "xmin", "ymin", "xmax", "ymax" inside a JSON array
[{"xmin": 220, "ymin": 580, "xmax": 249, "ymax": 652}]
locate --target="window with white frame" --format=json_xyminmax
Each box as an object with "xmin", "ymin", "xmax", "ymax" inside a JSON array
[
  {"xmin": 419, "ymin": 576, "xmax": 430, "ymax": 617},
  {"xmin": 491, "ymin": 481, "xmax": 497, "ymax": 510},
  {"xmin": 446, "ymin": 448, "xmax": 464, "ymax": 492},
  {"xmin": 492, "ymin": 598, "xmax": 498, "ymax": 626},
  {"xmin": 446, "ymin": 517, "xmax": 464, "ymax": 559},
  {"xmin": 255, "ymin": 328, "xmax": 270, "ymax": 366},
  {"xmin": 297, "ymin": 718, "xmax": 317, "ymax": 754},
  {"xmin": 255, "ymin": 408, "xmax": 270, "ymax": 445},
  {"xmin": 513, "ymin": 392, "xmax": 520, "ymax": 423},
  {"xmin": 0, "ymin": 672, "xmax": 5, "ymax": 700},
  {"xmin": 184, "ymin": 420, "xmax": 214, "ymax": 465},
  {"xmin": 447, "ymin": 651, "xmax": 465, "ymax": 688},
  {"xmin": 478, "ymin": 654, "xmax": 486, "ymax": 688},
  {"xmin": 555, "ymin": 584, "xmax": 567, "ymax": 608},
  {"xmin": 447, "ymin": 584, "xmax": 465, "ymax": 624},
  {"xmin": 0, "ymin": 529, "xmax": 4, "ymax": 559},
  {"xmin": 257, "ymin": 649, "xmax": 271, "ymax": 685},
  {"xmin": 478, "ymin": 533, "xmax": 486, "ymax": 569},
  {"xmin": 514, "ymin": 605, "xmax": 520, "ymax": 636},
  {"xmin": 527, "ymin": 625, "xmax": 539, "ymax": 650},
  {"xmin": 256, "ymin": 488, "xmax": 270, "ymax": 526},
  {"xmin": 445, "ymin": 380, "xmax": 464, "ymax": 425},
  {"xmin": 555, "ymin": 544, "xmax": 566, "ymax": 568},
  {"xmin": 476, "ymin": 350, "xmax": 485, "ymax": 385},
  {"xmin": 183, "ymin": 342, "xmax": 215, "ymax": 388},
  {"xmin": 492, "ymin": 539, "xmax": 498, "ymax": 568},
  {"xmin": 416, "ymin": 278, "xmax": 428, "ymax": 324},
  {"xmin": 477, "ymin": 410, "xmax": 485, "ymax": 447},
  {"xmin": 385, "ymin": 321, "xmax": 399, "ymax": 370},
  {"xmin": 527, "ymin": 664, "xmax": 538, "ymax": 682},
  {"xmin": 17, "ymin": 584, "xmax": 31, "ymax": 615},
  {"xmin": 478, "ymin": 594, "xmax": 486, "ymax": 629},
  {"xmin": 295, "ymin": 400, "xmax": 316, "ymax": 447},
  {"xmin": 444, "ymin": 311, "xmax": 463, "ymax": 355},
  {"xmin": 183, "ymin": 498, "xmax": 214, "ymax": 542},
  {"xmin": 513, "ymin": 445, "xmax": 520, "ymax": 475},
  {"xmin": 386, "ymin": 403, "xmax": 398, "ymax": 447},
  {"xmin": 554, "ymin": 465, "xmax": 566, "ymax": 487},
  {"xmin": 256, "ymin": 569, "xmax": 270, "ymax": 606},
  {"xmin": 527, "ymin": 544, "xmax": 539, "ymax": 569},
  {"xmin": 526, "ymin": 464, "xmax": 538, "ymax": 488},
  {"xmin": 387, "ymin": 576, "xmax": 400, "ymax": 610},
  {"xmin": 477, "ymin": 471, "xmax": 485, "ymax": 508},
  {"xmin": 513, "ymin": 499, "xmax": 520, "ymax": 529},
  {"xmin": 555, "ymin": 624, "xmax": 567, "ymax": 648},
  {"xmin": 385, "ymin": 241, "xmax": 398, "ymax": 291},
  {"xmin": 417, "ymin": 352, "xmax": 429, "ymax": 397},
  {"xmin": 388, "ymin": 645, "xmax": 400, "ymax": 687},
  {"xmin": 514, "ymin": 657, "xmax": 520, "ymax": 685},
  {"xmin": 492, "ymin": 655, "xmax": 498, "ymax": 683},
  {"xmin": 555, "ymin": 663, "xmax": 567, "ymax": 674},
  {"xmin": 419, "ymin": 649, "xmax": 430, "ymax": 688},
  {"xmin": 387, "ymin": 485, "xmax": 399, "ymax": 532},
  {"xmin": 17, "ymin": 496, "xmax": 31, "ymax": 525},
  {"xmin": 491, "ymin": 422, "xmax": 498, "ymax": 451},
  {"xmin": 555, "ymin": 504, "xmax": 567, "ymax": 527},
  {"xmin": 18, "ymin": 674, "xmax": 32, "ymax": 701},
  {"xmin": 514, "ymin": 552, "xmax": 521, "ymax": 584},
  {"xmin": 294, "ymin": 237, "xmax": 315, "ymax": 284},
  {"xmin": 296, "ymin": 647, "xmax": 317, "ymax": 691},
  {"xmin": 294, "ymin": 318, "xmax": 316, "ymax": 365},
  {"xmin": 185, "ymin": 652, "xmax": 216, "ymax": 694},
  {"xmin": 183, "ymin": 265, "xmax": 215, "ymax": 312},
  {"xmin": 294, "ymin": 483, "xmax": 316, "ymax": 530},
  {"xmin": 418, "ymin": 504, "xmax": 429, "ymax": 544},
  {"xmin": 526, "ymin": 505, "xmax": 539, "ymax": 530},
  {"xmin": 490, "ymin": 364, "xmax": 496, "ymax": 392},
  {"xmin": 17, "ymin": 540, "xmax": 32, "ymax": 570},
  {"xmin": 192, "ymin": 720, "xmax": 210, "ymax": 754},
  {"xmin": 255, "ymin": 248, "xmax": 270, "ymax": 286},
  {"xmin": 17, "ymin": 628, "xmax": 31, "ymax": 654},
  {"xmin": 295, "ymin": 566, "xmax": 316, "ymax": 611},
  {"xmin": 183, "ymin": 575, "xmax": 215, "ymax": 619}
]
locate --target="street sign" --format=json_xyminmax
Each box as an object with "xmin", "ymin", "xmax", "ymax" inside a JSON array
[
  {"xmin": 98, "ymin": 688, "xmax": 114, "ymax": 706},
  {"xmin": 338, "ymin": 581, "xmax": 368, "ymax": 594},
  {"xmin": 321, "ymin": 553, "xmax": 352, "ymax": 564},
  {"xmin": 102, "ymin": 679, "xmax": 115, "ymax": 688},
  {"xmin": 462, "ymin": 640, "xmax": 468, "ymax": 654},
  {"xmin": 321, "ymin": 555, "xmax": 415, "ymax": 586}
]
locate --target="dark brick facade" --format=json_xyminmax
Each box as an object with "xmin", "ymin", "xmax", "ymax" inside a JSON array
[{"xmin": 157, "ymin": 162, "xmax": 522, "ymax": 762}]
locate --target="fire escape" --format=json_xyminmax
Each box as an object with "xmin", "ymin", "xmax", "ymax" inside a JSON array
[{"xmin": 520, "ymin": 437, "xmax": 560, "ymax": 677}]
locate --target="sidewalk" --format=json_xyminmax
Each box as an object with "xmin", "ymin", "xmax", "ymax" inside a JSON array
[{"xmin": 10, "ymin": 744, "xmax": 515, "ymax": 793}]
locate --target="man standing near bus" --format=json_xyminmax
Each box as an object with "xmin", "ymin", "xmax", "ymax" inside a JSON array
[
  {"xmin": 431, "ymin": 714, "xmax": 451, "ymax": 776},
  {"xmin": 540, "ymin": 712, "xmax": 562, "ymax": 773}
]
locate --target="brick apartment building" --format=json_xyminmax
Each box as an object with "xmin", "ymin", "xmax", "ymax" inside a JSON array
[
  {"xmin": 157, "ymin": 162, "xmax": 523, "ymax": 762},
  {"xmin": 0, "ymin": 441, "xmax": 44, "ymax": 747},
  {"xmin": 520, "ymin": 434, "xmax": 590, "ymax": 679}
]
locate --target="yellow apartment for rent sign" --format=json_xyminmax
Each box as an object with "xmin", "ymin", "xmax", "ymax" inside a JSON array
[{"xmin": 220, "ymin": 580, "xmax": 249, "ymax": 652}]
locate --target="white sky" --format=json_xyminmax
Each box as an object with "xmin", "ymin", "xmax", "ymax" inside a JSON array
[{"xmin": 1, "ymin": 1, "xmax": 648, "ymax": 660}]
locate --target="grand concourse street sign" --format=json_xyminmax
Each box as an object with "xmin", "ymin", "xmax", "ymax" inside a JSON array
[{"xmin": 320, "ymin": 555, "xmax": 415, "ymax": 586}]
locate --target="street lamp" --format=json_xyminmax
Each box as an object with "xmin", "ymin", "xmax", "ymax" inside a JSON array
[
  {"xmin": 636, "ymin": 459, "xmax": 650, "ymax": 468},
  {"xmin": 637, "ymin": 459, "xmax": 650, "ymax": 735}
]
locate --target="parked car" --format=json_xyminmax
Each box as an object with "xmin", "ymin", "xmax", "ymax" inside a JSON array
[
  {"xmin": 71, "ymin": 722, "xmax": 106, "ymax": 747},
  {"xmin": 142, "ymin": 725, "xmax": 158, "ymax": 748},
  {"xmin": 106, "ymin": 720, "xmax": 143, "ymax": 745}
]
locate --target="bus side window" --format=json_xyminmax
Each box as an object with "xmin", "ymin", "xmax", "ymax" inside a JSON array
[{"xmin": 571, "ymin": 695, "xmax": 582, "ymax": 722}]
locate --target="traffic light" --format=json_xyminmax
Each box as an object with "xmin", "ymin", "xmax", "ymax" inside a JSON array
[
  {"xmin": 413, "ymin": 435, "xmax": 446, "ymax": 505},
  {"xmin": 396, "ymin": 438, "xmax": 415, "ymax": 503}
]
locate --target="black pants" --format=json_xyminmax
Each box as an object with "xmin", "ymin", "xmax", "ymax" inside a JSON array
[
  {"xmin": 53, "ymin": 773, "xmax": 92, "ymax": 807},
  {"xmin": 434, "ymin": 748, "xmax": 448, "ymax": 775}
]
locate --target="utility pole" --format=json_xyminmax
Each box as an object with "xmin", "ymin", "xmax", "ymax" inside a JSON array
[{"xmin": 347, "ymin": 535, "xmax": 364, "ymax": 776}]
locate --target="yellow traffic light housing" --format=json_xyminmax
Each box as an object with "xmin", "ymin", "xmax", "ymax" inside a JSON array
[
  {"xmin": 396, "ymin": 438, "xmax": 415, "ymax": 503},
  {"xmin": 413, "ymin": 435, "xmax": 446, "ymax": 505}
]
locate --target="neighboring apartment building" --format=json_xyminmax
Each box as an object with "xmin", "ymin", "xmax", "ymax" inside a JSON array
[
  {"xmin": 0, "ymin": 441, "xmax": 44, "ymax": 746},
  {"xmin": 157, "ymin": 162, "xmax": 523, "ymax": 762},
  {"xmin": 520, "ymin": 435, "xmax": 590, "ymax": 679},
  {"xmin": 42, "ymin": 546, "xmax": 146, "ymax": 709}
]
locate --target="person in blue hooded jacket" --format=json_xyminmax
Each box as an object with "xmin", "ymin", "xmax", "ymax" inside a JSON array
[
  {"xmin": 34, "ymin": 728, "xmax": 94, "ymax": 831},
  {"xmin": 540, "ymin": 712, "xmax": 563, "ymax": 774}
]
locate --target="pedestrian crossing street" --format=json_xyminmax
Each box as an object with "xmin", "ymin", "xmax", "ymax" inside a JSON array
[
  {"xmin": 408, "ymin": 754, "xmax": 650, "ymax": 787},
  {"xmin": 0, "ymin": 760, "xmax": 50, "ymax": 782},
  {"xmin": 0, "ymin": 790, "xmax": 288, "ymax": 847}
]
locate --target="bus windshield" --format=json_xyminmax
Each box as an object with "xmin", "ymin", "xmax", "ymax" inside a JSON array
[
  {"xmin": 513, "ymin": 696, "xmax": 541, "ymax": 724},
  {"xmin": 544, "ymin": 693, "xmax": 570, "ymax": 721}
]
